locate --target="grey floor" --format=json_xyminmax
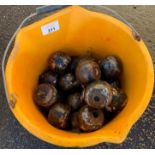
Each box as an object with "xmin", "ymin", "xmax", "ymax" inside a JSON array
[{"xmin": 0, "ymin": 6, "xmax": 155, "ymax": 149}]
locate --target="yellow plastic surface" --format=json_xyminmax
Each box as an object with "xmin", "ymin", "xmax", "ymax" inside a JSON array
[{"xmin": 5, "ymin": 6, "xmax": 154, "ymax": 147}]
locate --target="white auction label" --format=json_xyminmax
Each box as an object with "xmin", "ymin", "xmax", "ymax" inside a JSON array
[{"xmin": 41, "ymin": 20, "xmax": 60, "ymax": 35}]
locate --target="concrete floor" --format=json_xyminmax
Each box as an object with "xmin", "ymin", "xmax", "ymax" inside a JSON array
[{"xmin": 0, "ymin": 6, "xmax": 155, "ymax": 149}]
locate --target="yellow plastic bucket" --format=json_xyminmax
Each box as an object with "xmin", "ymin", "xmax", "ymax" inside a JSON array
[{"xmin": 2, "ymin": 6, "xmax": 154, "ymax": 147}]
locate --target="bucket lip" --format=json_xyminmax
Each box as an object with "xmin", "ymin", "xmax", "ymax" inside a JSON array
[{"xmin": 5, "ymin": 6, "xmax": 154, "ymax": 147}]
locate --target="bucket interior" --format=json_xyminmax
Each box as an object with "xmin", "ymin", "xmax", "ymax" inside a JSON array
[{"xmin": 5, "ymin": 6, "xmax": 153, "ymax": 146}]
